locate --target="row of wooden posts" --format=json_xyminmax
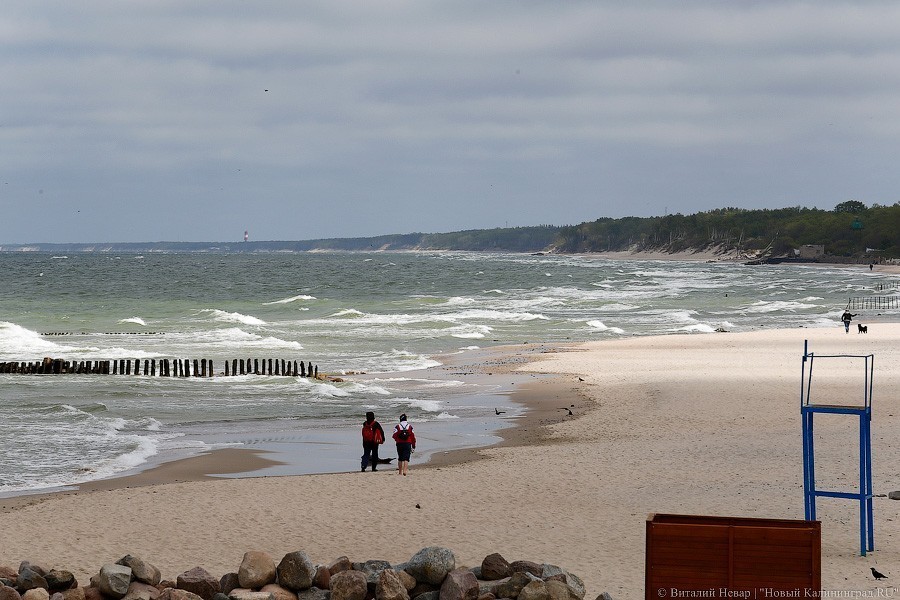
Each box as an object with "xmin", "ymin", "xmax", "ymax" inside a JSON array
[
  {"xmin": 847, "ymin": 296, "xmax": 900, "ymax": 311},
  {"xmin": 0, "ymin": 357, "xmax": 319, "ymax": 378}
]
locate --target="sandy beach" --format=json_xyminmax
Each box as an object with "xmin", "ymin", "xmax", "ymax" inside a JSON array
[{"xmin": 2, "ymin": 324, "xmax": 899, "ymax": 598}]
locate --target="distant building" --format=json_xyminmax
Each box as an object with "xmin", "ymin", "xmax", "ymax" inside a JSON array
[{"xmin": 798, "ymin": 244, "xmax": 825, "ymax": 260}]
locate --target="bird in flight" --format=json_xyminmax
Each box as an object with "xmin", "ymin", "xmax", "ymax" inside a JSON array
[{"xmin": 871, "ymin": 567, "xmax": 888, "ymax": 580}]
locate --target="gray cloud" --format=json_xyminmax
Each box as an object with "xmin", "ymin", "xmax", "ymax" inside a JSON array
[{"xmin": 2, "ymin": 1, "xmax": 899, "ymax": 243}]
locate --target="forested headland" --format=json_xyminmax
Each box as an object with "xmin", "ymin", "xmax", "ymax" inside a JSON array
[{"xmin": 2, "ymin": 201, "xmax": 897, "ymax": 260}]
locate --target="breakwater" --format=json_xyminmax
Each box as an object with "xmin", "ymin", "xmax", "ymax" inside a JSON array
[{"xmin": 0, "ymin": 357, "xmax": 319, "ymax": 378}]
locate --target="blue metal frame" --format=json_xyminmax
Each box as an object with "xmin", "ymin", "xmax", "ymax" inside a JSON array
[{"xmin": 800, "ymin": 340, "xmax": 874, "ymax": 555}]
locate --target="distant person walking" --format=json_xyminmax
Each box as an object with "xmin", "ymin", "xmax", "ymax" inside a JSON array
[
  {"xmin": 361, "ymin": 411, "xmax": 385, "ymax": 472},
  {"xmin": 392, "ymin": 413, "xmax": 416, "ymax": 476},
  {"xmin": 841, "ymin": 309, "xmax": 857, "ymax": 333}
]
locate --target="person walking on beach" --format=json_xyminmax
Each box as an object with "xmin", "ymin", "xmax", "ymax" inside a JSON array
[
  {"xmin": 392, "ymin": 413, "xmax": 416, "ymax": 476},
  {"xmin": 841, "ymin": 309, "xmax": 857, "ymax": 333},
  {"xmin": 361, "ymin": 411, "xmax": 385, "ymax": 472}
]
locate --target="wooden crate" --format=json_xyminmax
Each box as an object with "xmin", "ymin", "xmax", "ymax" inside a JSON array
[{"xmin": 645, "ymin": 514, "xmax": 821, "ymax": 598}]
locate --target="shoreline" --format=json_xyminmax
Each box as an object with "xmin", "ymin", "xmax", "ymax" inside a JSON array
[
  {"xmin": 2, "ymin": 326, "xmax": 899, "ymax": 598},
  {"xmin": 0, "ymin": 344, "xmax": 582, "ymax": 510}
]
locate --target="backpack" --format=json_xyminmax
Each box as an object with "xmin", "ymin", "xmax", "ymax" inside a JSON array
[{"xmin": 397, "ymin": 423, "xmax": 410, "ymax": 441}]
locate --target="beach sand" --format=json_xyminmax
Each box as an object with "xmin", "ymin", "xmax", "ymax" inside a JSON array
[{"xmin": 2, "ymin": 324, "xmax": 900, "ymax": 598}]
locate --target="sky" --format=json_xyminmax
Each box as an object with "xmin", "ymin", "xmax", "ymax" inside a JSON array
[{"xmin": 2, "ymin": 1, "xmax": 900, "ymax": 244}]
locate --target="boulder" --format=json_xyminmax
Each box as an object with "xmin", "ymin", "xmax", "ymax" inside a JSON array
[
  {"xmin": 374, "ymin": 570, "xmax": 407, "ymax": 600},
  {"xmin": 396, "ymin": 571, "xmax": 415, "ymax": 593},
  {"xmin": 19, "ymin": 566, "xmax": 46, "ymax": 578},
  {"xmin": 121, "ymin": 583, "xmax": 160, "ymax": 600},
  {"xmin": 158, "ymin": 592, "xmax": 203, "ymax": 600},
  {"xmin": 117, "ymin": 558, "xmax": 160, "ymax": 588},
  {"xmin": 213, "ymin": 594, "xmax": 229, "ymax": 600},
  {"xmin": 23, "ymin": 589, "xmax": 49, "ymax": 600},
  {"xmin": 475, "ymin": 594, "xmax": 495, "ymax": 600},
  {"xmin": 45, "ymin": 572, "xmax": 76, "ymax": 593},
  {"xmin": 295, "ymin": 589, "xmax": 329, "ymax": 600},
  {"xmin": 595, "ymin": 594, "xmax": 615, "ymax": 600},
  {"xmin": 239, "ymin": 554, "xmax": 276, "ymax": 591},
  {"xmin": 438, "ymin": 570, "xmax": 477, "ymax": 600},
  {"xmin": 311, "ymin": 569, "xmax": 329, "ymax": 592},
  {"xmin": 546, "ymin": 573, "xmax": 583, "ymax": 600},
  {"xmin": 326, "ymin": 559, "xmax": 351, "ymax": 577},
  {"xmin": 83, "ymin": 586, "xmax": 103, "ymax": 600},
  {"xmin": 889, "ymin": 491, "xmax": 900, "ymax": 501},
  {"xmin": 97, "ymin": 565, "xmax": 132, "ymax": 600},
  {"xmin": 258, "ymin": 585, "xmax": 294, "ymax": 600},
  {"xmin": 275, "ymin": 553, "xmax": 315, "ymax": 592},
  {"xmin": 227, "ymin": 591, "xmax": 273, "ymax": 600},
  {"xmin": 219, "ymin": 576, "xmax": 241, "ymax": 597},
  {"xmin": 60, "ymin": 589, "xmax": 85, "ymax": 600},
  {"xmin": 176, "ymin": 568, "xmax": 220, "ymax": 600},
  {"xmin": 404, "ymin": 548, "xmax": 455, "ymax": 586},
  {"xmin": 410, "ymin": 592, "xmax": 438, "ymax": 600},
  {"xmin": 479, "ymin": 555, "xmax": 509, "ymax": 582},
  {"xmin": 17, "ymin": 569, "xmax": 48, "ymax": 593},
  {"xmin": 545, "ymin": 581, "xmax": 579, "ymax": 600},
  {"xmin": 518, "ymin": 581, "xmax": 550, "ymax": 600},
  {"xmin": 329, "ymin": 571, "xmax": 366, "ymax": 600},
  {"xmin": 509, "ymin": 562, "xmax": 542, "ymax": 578},
  {"xmin": 490, "ymin": 572, "xmax": 536, "ymax": 599},
  {"xmin": 0, "ymin": 567, "xmax": 18, "ymax": 581}
]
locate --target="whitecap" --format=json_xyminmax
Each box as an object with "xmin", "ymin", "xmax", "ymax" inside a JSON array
[
  {"xmin": 586, "ymin": 320, "xmax": 625, "ymax": 334},
  {"xmin": 203, "ymin": 309, "xmax": 266, "ymax": 326},
  {"xmin": 264, "ymin": 294, "xmax": 317, "ymax": 305},
  {"xmin": 119, "ymin": 317, "xmax": 147, "ymax": 326}
]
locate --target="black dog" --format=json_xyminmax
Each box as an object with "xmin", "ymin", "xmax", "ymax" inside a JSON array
[{"xmin": 858, "ymin": 323, "xmax": 868, "ymax": 334}]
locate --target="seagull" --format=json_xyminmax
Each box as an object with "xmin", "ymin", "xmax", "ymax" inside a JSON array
[
  {"xmin": 871, "ymin": 567, "xmax": 887, "ymax": 580},
  {"xmin": 495, "ymin": 408, "xmax": 505, "ymax": 415}
]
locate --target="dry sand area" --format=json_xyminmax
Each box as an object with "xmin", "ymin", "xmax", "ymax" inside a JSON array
[{"xmin": 2, "ymin": 324, "xmax": 899, "ymax": 598}]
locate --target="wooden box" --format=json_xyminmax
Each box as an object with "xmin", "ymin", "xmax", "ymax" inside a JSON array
[{"xmin": 645, "ymin": 514, "xmax": 821, "ymax": 598}]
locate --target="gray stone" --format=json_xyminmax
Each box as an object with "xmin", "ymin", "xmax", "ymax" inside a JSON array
[
  {"xmin": 23, "ymin": 590, "xmax": 49, "ymax": 600},
  {"xmin": 220, "ymin": 575, "xmax": 241, "ymax": 597},
  {"xmin": 404, "ymin": 547, "xmax": 455, "ymax": 586},
  {"xmin": 595, "ymin": 594, "xmax": 615, "ymax": 600},
  {"xmin": 479, "ymin": 555, "xmax": 509, "ymax": 582},
  {"xmin": 329, "ymin": 572, "xmax": 366, "ymax": 600},
  {"xmin": 45, "ymin": 571, "xmax": 76, "ymax": 594},
  {"xmin": 117, "ymin": 558, "xmax": 160, "ymax": 588},
  {"xmin": 889, "ymin": 491, "xmax": 900, "ymax": 500},
  {"xmin": 438, "ymin": 570, "xmax": 477, "ymax": 600},
  {"xmin": 295, "ymin": 589, "xmax": 329, "ymax": 600},
  {"xmin": 374, "ymin": 570, "xmax": 406, "ymax": 600},
  {"xmin": 19, "ymin": 566, "xmax": 46, "ymax": 578},
  {"xmin": 475, "ymin": 594, "xmax": 494, "ymax": 600},
  {"xmin": 227, "ymin": 591, "xmax": 273, "ymax": 600},
  {"xmin": 213, "ymin": 594, "xmax": 230, "ymax": 600},
  {"xmin": 176, "ymin": 568, "xmax": 220, "ymax": 600},
  {"xmin": 276, "ymin": 553, "xmax": 316, "ymax": 592},
  {"xmin": 395, "ymin": 571, "xmax": 415, "ymax": 593},
  {"xmin": 17, "ymin": 569, "xmax": 48, "ymax": 593},
  {"xmin": 509, "ymin": 563, "xmax": 542, "ymax": 579},
  {"xmin": 326, "ymin": 560, "xmax": 351, "ymax": 578},
  {"xmin": 490, "ymin": 573, "xmax": 536, "ymax": 599},
  {"xmin": 60, "ymin": 589, "xmax": 85, "ymax": 600},
  {"xmin": 83, "ymin": 586, "xmax": 103, "ymax": 600},
  {"xmin": 239, "ymin": 553, "xmax": 276, "ymax": 590},
  {"xmin": 545, "ymin": 581, "xmax": 579, "ymax": 600},
  {"xmin": 97, "ymin": 565, "xmax": 132, "ymax": 600},
  {"xmin": 158, "ymin": 591, "xmax": 204, "ymax": 600},
  {"xmin": 122, "ymin": 583, "xmax": 160, "ymax": 600},
  {"xmin": 259, "ymin": 585, "xmax": 294, "ymax": 600},
  {"xmin": 518, "ymin": 581, "xmax": 550, "ymax": 600},
  {"xmin": 409, "ymin": 592, "xmax": 437, "ymax": 600}
]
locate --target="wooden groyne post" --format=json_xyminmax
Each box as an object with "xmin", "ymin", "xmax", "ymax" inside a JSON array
[{"xmin": 0, "ymin": 358, "xmax": 321, "ymax": 378}]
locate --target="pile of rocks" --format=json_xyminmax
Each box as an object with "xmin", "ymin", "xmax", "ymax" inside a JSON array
[{"xmin": 0, "ymin": 548, "xmax": 612, "ymax": 600}]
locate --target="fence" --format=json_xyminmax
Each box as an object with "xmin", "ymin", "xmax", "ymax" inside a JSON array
[{"xmin": 847, "ymin": 296, "xmax": 900, "ymax": 310}]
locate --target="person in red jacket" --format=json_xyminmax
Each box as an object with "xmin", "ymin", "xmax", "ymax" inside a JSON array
[
  {"xmin": 392, "ymin": 413, "xmax": 416, "ymax": 476},
  {"xmin": 361, "ymin": 411, "xmax": 385, "ymax": 472}
]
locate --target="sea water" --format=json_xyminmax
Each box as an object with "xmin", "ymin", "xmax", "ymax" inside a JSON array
[{"xmin": 0, "ymin": 251, "xmax": 891, "ymax": 496}]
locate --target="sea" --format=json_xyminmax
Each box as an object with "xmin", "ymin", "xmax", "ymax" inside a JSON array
[{"xmin": 0, "ymin": 251, "xmax": 893, "ymax": 497}]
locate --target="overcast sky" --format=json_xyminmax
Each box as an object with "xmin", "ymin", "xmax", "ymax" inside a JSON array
[{"xmin": 2, "ymin": 1, "xmax": 899, "ymax": 243}]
